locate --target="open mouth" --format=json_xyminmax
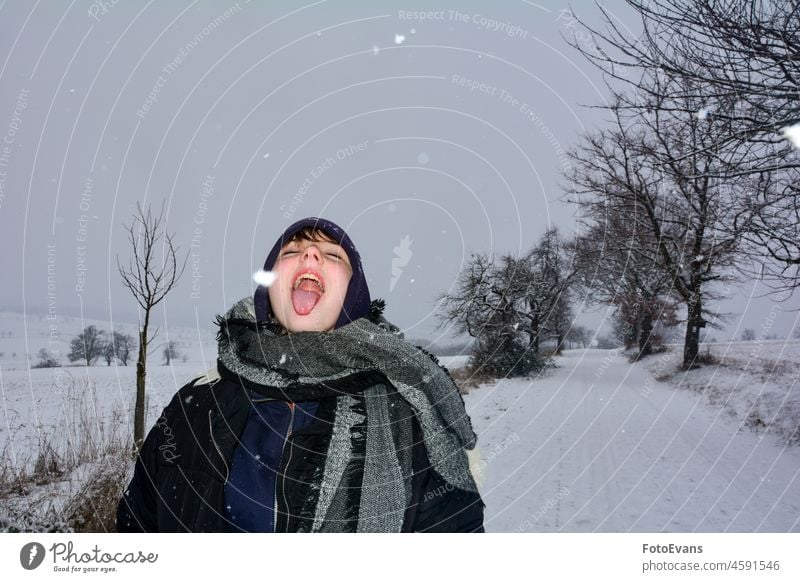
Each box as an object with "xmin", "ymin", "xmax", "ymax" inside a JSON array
[{"xmin": 291, "ymin": 272, "xmax": 324, "ymax": 315}]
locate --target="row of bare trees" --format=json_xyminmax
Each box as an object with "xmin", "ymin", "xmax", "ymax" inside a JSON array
[
  {"xmin": 65, "ymin": 326, "xmax": 136, "ymax": 366},
  {"xmin": 563, "ymin": 0, "xmax": 799, "ymax": 368},
  {"xmin": 43, "ymin": 324, "xmax": 180, "ymax": 368}
]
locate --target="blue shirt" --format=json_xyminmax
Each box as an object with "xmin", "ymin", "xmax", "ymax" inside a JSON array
[{"xmin": 224, "ymin": 397, "xmax": 320, "ymax": 532}]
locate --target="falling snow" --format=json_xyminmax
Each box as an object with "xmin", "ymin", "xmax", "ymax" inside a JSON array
[
  {"xmin": 394, "ymin": 34, "xmax": 405, "ymax": 45},
  {"xmin": 279, "ymin": 353, "xmax": 286, "ymax": 364},
  {"xmin": 782, "ymin": 123, "xmax": 800, "ymax": 149},
  {"xmin": 696, "ymin": 106, "xmax": 712, "ymax": 120},
  {"xmin": 253, "ymin": 270, "xmax": 277, "ymax": 287}
]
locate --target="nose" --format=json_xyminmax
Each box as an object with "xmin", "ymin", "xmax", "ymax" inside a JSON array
[{"xmin": 301, "ymin": 244, "xmax": 323, "ymax": 263}]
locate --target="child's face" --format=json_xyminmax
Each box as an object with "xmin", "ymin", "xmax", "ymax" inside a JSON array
[{"xmin": 267, "ymin": 234, "xmax": 352, "ymax": 333}]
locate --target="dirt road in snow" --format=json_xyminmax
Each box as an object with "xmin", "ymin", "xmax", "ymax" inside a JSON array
[{"xmin": 464, "ymin": 349, "xmax": 800, "ymax": 532}]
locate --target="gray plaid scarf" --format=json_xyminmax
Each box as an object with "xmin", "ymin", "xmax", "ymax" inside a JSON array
[{"xmin": 216, "ymin": 296, "xmax": 479, "ymax": 532}]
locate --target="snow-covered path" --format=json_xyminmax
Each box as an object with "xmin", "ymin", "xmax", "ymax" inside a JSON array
[{"xmin": 464, "ymin": 349, "xmax": 800, "ymax": 532}]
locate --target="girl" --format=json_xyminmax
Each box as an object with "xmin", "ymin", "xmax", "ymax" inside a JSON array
[{"xmin": 117, "ymin": 217, "xmax": 484, "ymax": 532}]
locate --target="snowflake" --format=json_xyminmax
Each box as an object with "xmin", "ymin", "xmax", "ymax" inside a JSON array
[
  {"xmin": 253, "ymin": 270, "xmax": 277, "ymax": 287},
  {"xmin": 782, "ymin": 123, "xmax": 800, "ymax": 149},
  {"xmin": 696, "ymin": 106, "xmax": 713, "ymax": 120}
]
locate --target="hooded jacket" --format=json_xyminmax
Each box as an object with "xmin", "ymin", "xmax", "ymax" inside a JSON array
[{"xmin": 116, "ymin": 298, "xmax": 485, "ymax": 533}]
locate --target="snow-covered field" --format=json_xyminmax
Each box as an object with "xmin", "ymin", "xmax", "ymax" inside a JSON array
[
  {"xmin": 0, "ymin": 310, "xmax": 217, "ymax": 372},
  {"xmin": 1, "ymin": 308, "xmax": 798, "ymax": 532},
  {"xmin": 0, "ymin": 310, "xmax": 218, "ymax": 463}
]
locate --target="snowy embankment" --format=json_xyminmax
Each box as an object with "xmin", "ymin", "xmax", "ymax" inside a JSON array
[
  {"xmin": 464, "ymin": 347, "xmax": 800, "ymax": 532},
  {"xmin": 646, "ymin": 340, "xmax": 800, "ymax": 446}
]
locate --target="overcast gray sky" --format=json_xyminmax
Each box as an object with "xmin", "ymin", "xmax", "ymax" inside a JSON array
[{"xmin": 1, "ymin": 0, "xmax": 797, "ymax": 343}]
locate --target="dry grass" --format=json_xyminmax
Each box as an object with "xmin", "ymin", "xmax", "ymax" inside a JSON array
[
  {"xmin": 0, "ymin": 377, "xmax": 132, "ymax": 532},
  {"xmin": 63, "ymin": 449, "xmax": 131, "ymax": 532},
  {"xmin": 448, "ymin": 365, "xmax": 496, "ymax": 394}
]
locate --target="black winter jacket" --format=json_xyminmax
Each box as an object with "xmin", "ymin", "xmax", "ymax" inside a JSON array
[{"xmin": 116, "ymin": 366, "xmax": 485, "ymax": 533}]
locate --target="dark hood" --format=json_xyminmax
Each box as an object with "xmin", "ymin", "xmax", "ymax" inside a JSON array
[{"xmin": 253, "ymin": 217, "xmax": 372, "ymax": 329}]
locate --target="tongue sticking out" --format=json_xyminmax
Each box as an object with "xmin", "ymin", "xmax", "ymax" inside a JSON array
[{"xmin": 291, "ymin": 280, "xmax": 322, "ymax": 315}]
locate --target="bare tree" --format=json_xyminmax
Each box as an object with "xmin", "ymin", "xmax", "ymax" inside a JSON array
[
  {"xmin": 567, "ymin": 1, "xmax": 799, "ymax": 171},
  {"xmin": 733, "ymin": 171, "xmax": 800, "ymax": 295},
  {"xmin": 565, "ymin": 80, "xmax": 745, "ymax": 368},
  {"xmin": 567, "ymin": 0, "xmax": 800, "ymax": 294},
  {"xmin": 162, "ymin": 341, "xmax": 180, "ymax": 365},
  {"xmin": 101, "ymin": 339, "xmax": 115, "ymax": 366},
  {"xmin": 112, "ymin": 331, "xmax": 136, "ymax": 366},
  {"xmin": 68, "ymin": 325, "xmax": 105, "ymax": 367},
  {"xmin": 529, "ymin": 227, "xmax": 576, "ymax": 354},
  {"xmin": 571, "ymin": 212, "xmax": 680, "ymax": 358},
  {"xmin": 435, "ymin": 229, "xmax": 575, "ymax": 375},
  {"xmin": 565, "ymin": 325, "xmax": 593, "ymax": 349},
  {"xmin": 118, "ymin": 202, "xmax": 187, "ymax": 452}
]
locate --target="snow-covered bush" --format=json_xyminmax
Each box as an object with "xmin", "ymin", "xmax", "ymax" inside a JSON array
[{"xmin": 469, "ymin": 333, "xmax": 550, "ymax": 378}]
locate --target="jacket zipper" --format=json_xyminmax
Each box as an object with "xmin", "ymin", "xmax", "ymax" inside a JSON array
[
  {"xmin": 208, "ymin": 410, "xmax": 230, "ymax": 483},
  {"xmin": 274, "ymin": 402, "xmax": 295, "ymax": 532}
]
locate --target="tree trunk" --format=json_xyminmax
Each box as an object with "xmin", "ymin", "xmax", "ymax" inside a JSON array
[
  {"xmin": 555, "ymin": 331, "xmax": 565, "ymax": 355},
  {"xmin": 134, "ymin": 314, "xmax": 149, "ymax": 453},
  {"xmin": 683, "ymin": 291, "xmax": 702, "ymax": 369},
  {"xmin": 626, "ymin": 319, "xmax": 639, "ymax": 350},
  {"xmin": 528, "ymin": 314, "xmax": 540, "ymax": 354},
  {"xmin": 638, "ymin": 310, "xmax": 653, "ymax": 359}
]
